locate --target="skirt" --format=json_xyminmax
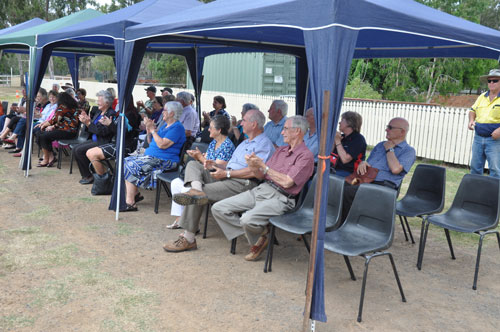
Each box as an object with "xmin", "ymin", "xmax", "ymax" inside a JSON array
[{"xmin": 124, "ymin": 154, "xmax": 176, "ymax": 189}]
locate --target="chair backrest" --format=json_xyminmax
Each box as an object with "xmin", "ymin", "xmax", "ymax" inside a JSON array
[
  {"xmin": 325, "ymin": 174, "xmax": 345, "ymax": 230},
  {"xmin": 1, "ymin": 101, "xmax": 7, "ymax": 115},
  {"xmin": 448, "ymin": 174, "xmax": 500, "ymax": 227},
  {"xmin": 400, "ymin": 164, "xmax": 446, "ymax": 213},
  {"xmin": 342, "ymin": 184, "xmax": 397, "ymax": 250},
  {"xmin": 78, "ymin": 122, "xmax": 90, "ymax": 139}
]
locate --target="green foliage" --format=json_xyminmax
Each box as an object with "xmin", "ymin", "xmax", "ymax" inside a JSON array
[
  {"xmin": 344, "ymin": 76, "xmax": 381, "ymax": 100},
  {"xmin": 90, "ymin": 55, "xmax": 116, "ymax": 82},
  {"xmin": 148, "ymin": 54, "xmax": 187, "ymax": 85}
]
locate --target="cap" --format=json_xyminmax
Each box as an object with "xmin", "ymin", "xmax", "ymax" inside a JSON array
[
  {"xmin": 161, "ymin": 87, "xmax": 173, "ymax": 94},
  {"xmin": 145, "ymin": 86, "xmax": 157, "ymax": 93},
  {"xmin": 480, "ymin": 69, "xmax": 500, "ymax": 83},
  {"xmin": 61, "ymin": 82, "xmax": 74, "ymax": 90}
]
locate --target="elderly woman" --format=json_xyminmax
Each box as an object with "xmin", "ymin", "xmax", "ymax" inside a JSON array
[
  {"xmin": 76, "ymin": 88, "xmax": 90, "ymax": 115},
  {"xmin": 123, "ymin": 101, "xmax": 186, "ymax": 212},
  {"xmin": 330, "ymin": 111, "xmax": 367, "ymax": 177},
  {"xmin": 167, "ymin": 115, "xmax": 235, "ymax": 229},
  {"xmin": 37, "ymin": 92, "xmax": 79, "ymax": 167},
  {"xmin": 200, "ymin": 95, "xmax": 230, "ymax": 143},
  {"xmin": 74, "ymin": 90, "xmax": 117, "ymax": 184}
]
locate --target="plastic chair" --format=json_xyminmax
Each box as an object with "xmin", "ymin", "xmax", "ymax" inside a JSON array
[
  {"xmin": 324, "ymin": 184, "xmax": 406, "ymax": 322},
  {"xmin": 154, "ymin": 141, "xmax": 208, "ymax": 214},
  {"xmin": 56, "ymin": 122, "xmax": 89, "ymax": 172},
  {"xmin": 1, "ymin": 101, "xmax": 8, "ymax": 116},
  {"xmin": 417, "ymin": 174, "xmax": 500, "ymax": 290},
  {"xmin": 263, "ymin": 174, "xmax": 346, "ymax": 274},
  {"xmin": 396, "ymin": 164, "xmax": 446, "ymax": 244}
]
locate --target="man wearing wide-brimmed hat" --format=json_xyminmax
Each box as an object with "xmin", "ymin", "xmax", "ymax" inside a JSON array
[{"xmin": 468, "ymin": 68, "xmax": 500, "ymax": 178}]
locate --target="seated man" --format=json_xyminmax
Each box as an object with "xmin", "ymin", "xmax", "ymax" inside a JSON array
[
  {"xmin": 176, "ymin": 91, "xmax": 200, "ymax": 141},
  {"xmin": 212, "ymin": 115, "xmax": 314, "ymax": 261},
  {"xmin": 264, "ymin": 100, "xmax": 288, "ymax": 147},
  {"xmin": 341, "ymin": 117, "xmax": 416, "ymax": 221},
  {"xmin": 163, "ymin": 108, "xmax": 275, "ymax": 253}
]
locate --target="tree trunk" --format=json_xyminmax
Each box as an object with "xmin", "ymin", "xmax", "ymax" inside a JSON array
[
  {"xmin": 48, "ymin": 58, "xmax": 54, "ymax": 79},
  {"xmin": 426, "ymin": 59, "xmax": 436, "ymax": 103}
]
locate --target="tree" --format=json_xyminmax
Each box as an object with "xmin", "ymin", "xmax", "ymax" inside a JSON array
[{"xmin": 148, "ymin": 54, "xmax": 187, "ymax": 85}]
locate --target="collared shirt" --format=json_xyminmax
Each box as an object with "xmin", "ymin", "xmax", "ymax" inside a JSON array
[
  {"xmin": 471, "ymin": 91, "xmax": 500, "ymax": 137},
  {"xmin": 332, "ymin": 131, "xmax": 367, "ymax": 173},
  {"xmin": 303, "ymin": 130, "xmax": 319, "ymax": 162},
  {"xmin": 209, "ymin": 109, "xmax": 230, "ymax": 121},
  {"xmin": 179, "ymin": 105, "xmax": 200, "ymax": 134},
  {"xmin": 264, "ymin": 116, "xmax": 287, "ymax": 146},
  {"xmin": 145, "ymin": 121, "xmax": 186, "ymax": 163},
  {"xmin": 40, "ymin": 103, "xmax": 58, "ymax": 122},
  {"xmin": 226, "ymin": 133, "xmax": 275, "ymax": 170},
  {"xmin": 206, "ymin": 137, "xmax": 235, "ymax": 161},
  {"xmin": 367, "ymin": 140, "xmax": 416, "ymax": 187},
  {"xmin": 265, "ymin": 141, "xmax": 314, "ymax": 195},
  {"xmin": 139, "ymin": 98, "xmax": 154, "ymax": 115}
]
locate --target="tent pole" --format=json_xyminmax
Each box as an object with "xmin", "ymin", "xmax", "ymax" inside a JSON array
[
  {"xmin": 302, "ymin": 90, "xmax": 330, "ymax": 332},
  {"xmin": 115, "ymin": 114, "xmax": 125, "ymax": 220}
]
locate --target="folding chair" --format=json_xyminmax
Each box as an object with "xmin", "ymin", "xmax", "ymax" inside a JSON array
[{"xmin": 56, "ymin": 122, "xmax": 89, "ymax": 172}]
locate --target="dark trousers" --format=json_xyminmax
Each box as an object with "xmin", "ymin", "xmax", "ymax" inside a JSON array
[
  {"xmin": 74, "ymin": 140, "xmax": 100, "ymax": 178},
  {"xmin": 341, "ymin": 181, "xmax": 397, "ymax": 222},
  {"xmin": 39, "ymin": 130, "xmax": 76, "ymax": 152}
]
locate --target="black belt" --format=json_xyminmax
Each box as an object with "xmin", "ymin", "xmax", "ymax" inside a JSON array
[
  {"xmin": 265, "ymin": 180, "xmax": 297, "ymax": 199},
  {"xmin": 372, "ymin": 180, "xmax": 398, "ymax": 190}
]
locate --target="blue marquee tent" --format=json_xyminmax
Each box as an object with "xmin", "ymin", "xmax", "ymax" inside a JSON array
[
  {"xmin": 122, "ymin": 0, "xmax": 500, "ymax": 325},
  {"xmin": 0, "ymin": 18, "xmax": 46, "ymax": 37}
]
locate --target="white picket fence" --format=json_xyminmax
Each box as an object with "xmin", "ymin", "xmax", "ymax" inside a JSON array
[{"xmin": 39, "ymin": 79, "xmax": 474, "ymax": 166}]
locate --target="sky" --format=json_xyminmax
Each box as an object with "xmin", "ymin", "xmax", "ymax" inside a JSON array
[{"xmin": 94, "ymin": 0, "xmax": 113, "ymax": 6}]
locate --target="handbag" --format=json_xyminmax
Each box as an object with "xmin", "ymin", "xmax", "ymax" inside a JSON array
[
  {"xmin": 345, "ymin": 166, "xmax": 379, "ymax": 185},
  {"xmin": 90, "ymin": 162, "xmax": 114, "ymax": 195}
]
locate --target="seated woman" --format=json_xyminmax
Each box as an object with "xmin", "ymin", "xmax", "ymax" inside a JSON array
[
  {"xmin": 167, "ymin": 115, "xmax": 235, "ymax": 229},
  {"xmin": 199, "ymin": 95, "xmax": 230, "ymax": 143},
  {"xmin": 74, "ymin": 90, "xmax": 117, "ymax": 184},
  {"xmin": 37, "ymin": 92, "xmax": 79, "ymax": 167},
  {"xmin": 33, "ymin": 90, "xmax": 59, "ymax": 159},
  {"xmin": 76, "ymin": 88, "xmax": 90, "ymax": 115},
  {"xmin": 85, "ymin": 97, "xmax": 141, "ymax": 177},
  {"xmin": 330, "ymin": 111, "xmax": 367, "ymax": 177},
  {"xmin": 150, "ymin": 96, "xmax": 164, "ymax": 124},
  {"xmin": 123, "ymin": 101, "xmax": 186, "ymax": 212}
]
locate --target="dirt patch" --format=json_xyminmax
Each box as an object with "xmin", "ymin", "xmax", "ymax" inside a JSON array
[{"xmin": 0, "ymin": 152, "xmax": 499, "ymax": 331}]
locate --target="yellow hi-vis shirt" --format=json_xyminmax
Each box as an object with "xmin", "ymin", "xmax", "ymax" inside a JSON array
[{"xmin": 471, "ymin": 91, "xmax": 500, "ymax": 137}]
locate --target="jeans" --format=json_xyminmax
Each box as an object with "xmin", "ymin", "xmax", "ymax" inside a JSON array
[
  {"xmin": 470, "ymin": 133, "xmax": 500, "ymax": 178},
  {"xmin": 13, "ymin": 118, "xmax": 26, "ymax": 149}
]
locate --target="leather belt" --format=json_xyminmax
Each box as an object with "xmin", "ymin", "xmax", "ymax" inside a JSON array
[{"xmin": 265, "ymin": 180, "xmax": 297, "ymax": 199}]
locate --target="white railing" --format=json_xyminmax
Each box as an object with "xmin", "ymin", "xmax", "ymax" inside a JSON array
[
  {"xmin": 0, "ymin": 74, "xmax": 11, "ymax": 86},
  {"xmin": 39, "ymin": 79, "xmax": 474, "ymax": 166}
]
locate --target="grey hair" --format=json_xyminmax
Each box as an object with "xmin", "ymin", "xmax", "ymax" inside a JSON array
[
  {"xmin": 176, "ymin": 91, "xmax": 191, "ymax": 105},
  {"xmin": 242, "ymin": 103, "xmax": 258, "ymax": 116},
  {"xmin": 38, "ymin": 87, "xmax": 48, "ymax": 98},
  {"xmin": 52, "ymin": 83, "xmax": 60, "ymax": 89},
  {"xmin": 189, "ymin": 93, "xmax": 195, "ymax": 103},
  {"xmin": 246, "ymin": 109, "xmax": 266, "ymax": 130},
  {"xmin": 165, "ymin": 101, "xmax": 184, "ymax": 121},
  {"xmin": 96, "ymin": 90, "xmax": 114, "ymax": 107},
  {"xmin": 289, "ymin": 115, "xmax": 309, "ymax": 135},
  {"xmin": 106, "ymin": 87, "xmax": 116, "ymax": 99},
  {"xmin": 272, "ymin": 100, "xmax": 288, "ymax": 117},
  {"xmin": 65, "ymin": 88, "xmax": 76, "ymax": 98}
]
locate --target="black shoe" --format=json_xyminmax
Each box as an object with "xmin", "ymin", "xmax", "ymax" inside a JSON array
[
  {"xmin": 8, "ymin": 148, "xmax": 22, "ymax": 154},
  {"xmin": 79, "ymin": 176, "xmax": 94, "ymax": 185},
  {"xmin": 135, "ymin": 192, "xmax": 144, "ymax": 203},
  {"xmin": 120, "ymin": 204, "xmax": 138, "ymax": 212}
]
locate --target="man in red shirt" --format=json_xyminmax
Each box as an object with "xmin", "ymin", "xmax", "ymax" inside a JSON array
[{"xmin": 212, "ymin": 115, "xmax": 314, "ymax": 261}]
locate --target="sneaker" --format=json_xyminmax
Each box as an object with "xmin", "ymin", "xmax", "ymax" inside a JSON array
[
  {"xmin": 245, "ymin": 235, "xmax": 269, "ymax": 261},
  {"xmin": 173, "ymin": 189, "xmax": 208, "ymax": 206},
  {"xmin": 163, "ymin": 236, "xmax": 197, "ymax": 253}
]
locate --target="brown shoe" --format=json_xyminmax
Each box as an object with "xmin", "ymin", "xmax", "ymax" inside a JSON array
[
  {"xmin": 173, "ymin": 189, "xmax": 208, "ymax": 206},
  {"xmin": 245, "ymin": 235, "xmax": 269, "ymax": 261},
  {"xmin": 163, "ymin": 236, "xmax": 197, "ymax": 253}
]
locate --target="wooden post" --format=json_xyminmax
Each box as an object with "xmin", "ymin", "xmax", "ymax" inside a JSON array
[{"xmin": 302, "ymin": 90, "xmax": 331, "ymax": 331}]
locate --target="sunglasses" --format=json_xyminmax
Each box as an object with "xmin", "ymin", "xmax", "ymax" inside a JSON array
[
  {"xmin": 488, "ymin": 79, "xmax": 499, "ymax": 83},
  {"xmin": 386, "ymin": 125, "xmax": 403, "ymax": 130}
]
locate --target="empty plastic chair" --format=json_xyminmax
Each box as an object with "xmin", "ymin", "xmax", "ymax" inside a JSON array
[
  {"xmin": 418, "ymin": 174, "xmax": 500, "ymax": 290},
  {"xmin": 396, "ymin": 164, "xmax": 446, "ymax": 244},
  {"xmin": 324, "ymin": 184, "xmax": 406, "ymax": 322}
]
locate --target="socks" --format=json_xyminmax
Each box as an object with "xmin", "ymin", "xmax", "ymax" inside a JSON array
[
  {"xmin": 191, "ymin": 181, "xmax": 202, "ymax": 191},
  {"xmin": 182, "ymin": 231, "xmax": 195, "ymax": 243}
]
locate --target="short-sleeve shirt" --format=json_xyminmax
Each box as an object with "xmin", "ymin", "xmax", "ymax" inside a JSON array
[
  {"xmin": 206, "ymin": 137, "xmax": 235, "ymax": 162},
  {"xmin": 471, "ymin": 91, "xmax": 500, "ymax": 137},
  {"xmin": 303, "ymin": 130, "xmax": 319, "ymax": 162},
  {"xmin": 180, "ymin": 105, "xmax": 200, "ymax": 134},
  {"xmin": 145, "ymin": 121, "xmax": 186, "ymax": 163},
  {"xmin": 265, "ymin": 142, "xmax": 315, "ymax": 195},
  {"xmin": 209, "ymin": 109, "xmax": 230, "ymax": 121},
  {"xmin": 226, "ymin": 133, "xmax": 275, "ymax": 170},
  {"xmin": 332, "ymin": 131, "xmax": 367, "ymax": 173},
  {"xmin": 264, "ymin": 116, "xmax": 287, "ymax": 146},
  {"xmin": 367, "ymin": 140, "xmax": 416, "ymax": 187}
]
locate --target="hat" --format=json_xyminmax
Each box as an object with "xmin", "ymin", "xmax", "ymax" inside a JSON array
[
  {"xmin": 161, "ymin": 87, "xmax": 173, "ymax": 94},
  {"xmin": 61, "ymin": 82, "xmax": 74, "ymax": 90},
  {"xmin": 480, "ymin": 69, "xmax": 500, "ymax": 83},
  {"xmin": 145, "ymin": 85, "xmax": 157, "ymax": 93}
]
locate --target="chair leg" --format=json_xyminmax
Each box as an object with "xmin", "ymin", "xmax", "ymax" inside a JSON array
[
  {"xmin": 57, "ymin": 147, "xmax": 62, "ymax": 169},
  {"xmin": 301, "ymin": 234, "xmax": 310, "ymax": 252},
  {"xmin": 404, "ymin": 216, "xmax": 415, "ymax": 244},
  {"xmin": 444, "ymin": 229, "xmax": 456, "ymax": 260},
  {"xmin": 399, "ymin": 215, "xmax": 409, "ymax": 242},
  {"xmin": 69, "ymin": 150, "xmax": 74, "ymax": 174},
  {"xmin": 473, "ymin": 233, "xmax": 486, "ymax": 290},
  {"xmin": 496, "ymin": 232, "xmax": 500, "ymax": 251},
  {"xmin": 230, "ymin": 238, "xmax": 237, "ymax": 255},
  {"xmin": 154, "ymin": 180, "xmax": 162, "ymax": 214},
  {"xmin": 387, "ymin": 252, "xmax": 406, "ymax": 303},
  {"xmin": 203, "ymin": 204, "xmax": 210, "ymax": 239},
  {"xmin": 264, "ymin": 225, "xmax": 276, "ymax": 273},
  {"xmin": 357, "ymin": 255, "xmax": 372, "ymax": 322},
  {"xmin": 417, "ymin": 220, "xmax": 430, "ymax": 270},
  {"xmin": 343, "ymin": 256, "xmax": 356, "ymax": 281}
]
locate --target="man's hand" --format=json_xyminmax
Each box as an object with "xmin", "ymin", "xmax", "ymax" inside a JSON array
[
  {"xmin": 468, "ymin": 120, "xmax": 476, "ymax": 131},
  {"xmin": 136, "ymin": 100, "xmax": 144, "ymax": 108},
  {"xmin": 245, "ymin": 153, "xmax": 265, "ymax": 174},
  {"xmin": 210, "ymin": 167, "xmax": 226, "ymax": 180},
  {"xmin": 204, "ymin": 159, "xmax": 217, "ymax": 170},
  {"xmin": 492, "ymin": 127, "xmax": 500, "ymax": 140},
  {"xmin": 383, "ymin": 140, "xmax": 396, "ymax": 150},
  {"xmin": 357, "ymin": 161, "xmax": 371, "ymax": 175}
]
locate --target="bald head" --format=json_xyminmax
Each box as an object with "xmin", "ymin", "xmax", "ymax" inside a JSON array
[{"xmin": 386, "ymin": 117, "xmax": 409, "ymax": 142}]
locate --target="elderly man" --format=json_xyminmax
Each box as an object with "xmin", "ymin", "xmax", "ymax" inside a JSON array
[
  {"xmin": 264, "ymin": 100, "xmax": 288, "ymax": 147},
  {"xmin": 212, "ymin": 115, "xmax": 314, "ymax": 261},
  {"xmin": 304, "ymin": 107, "xmax": 319, "ymax": 161},
  {"xmin": 341, "ymin": 117, "xmax": 416, "ymax": 221},
  {"xmin": 161, "ymin": 87, "xmax": 173, "ymax": 97},
  {"xmin": 176, "ymin": 91, "xmax": 200, "ymax": 140},
  {"xmin": 468, "ymin": 69, "xmax": 500, "ymax": 178},
  {"xmin": 136, "ymin": 85, "xmax": 157, "ymax": 117},
  {"xmin": 163, "ymin": 108, "xmax": 275, "ymax": 253}
]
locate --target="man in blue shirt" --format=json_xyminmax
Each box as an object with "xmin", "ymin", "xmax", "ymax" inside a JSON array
[
  {"xmin": 163, "ymin": 108, "xmax": 275, "ymax": 253},
  {"xmin": 341, "ymin": 117, "xmax": 416, "ymax": 221},
  {"xmin": 303, "ymin": 107, "xmax": 319, "ymax": 161},
  {"xmin": 264, "ymin": 100, "xmax": 288, "ymax": 147}
]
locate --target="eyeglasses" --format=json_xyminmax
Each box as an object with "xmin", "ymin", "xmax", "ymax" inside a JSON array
[
  {"xmin": 488, "ymin": 79, "xmax": 499, "ymax": 83},
  {"xmin": 283, "ymin": 126, "xmax": 296, "ymax": 131},
  {"xmin": 386, "ymin": 125, "xmax": 403, "ymax": 130}
]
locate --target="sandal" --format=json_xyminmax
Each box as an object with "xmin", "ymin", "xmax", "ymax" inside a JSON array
[
  {"xmin": 121, "ymin": 204, "xmax": 138, "ymax": 212},
  {"xmin": 166, "ymin": 220, "xmax": 181, "ymax": 229},
  {"xmin": 46, "ymin": 158, "xmax": 57, "ymax": 168},
  {"xmin": 135, "ymin": 192, "xmax": 144, "ymax": 203}
]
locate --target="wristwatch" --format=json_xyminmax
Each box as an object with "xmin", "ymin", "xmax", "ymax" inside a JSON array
[
  {"xmin": 386, "ymin": 147, "xmax": 395, "ymax": 153},
  {"xmin": 226, "ymin": 170, "xmax": 231, "ymax": 178},
  {"xmin": 262, "ymin": 166, "xmax": 270, "ymax": 175}
]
